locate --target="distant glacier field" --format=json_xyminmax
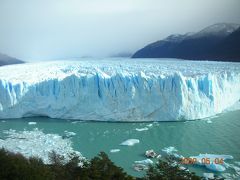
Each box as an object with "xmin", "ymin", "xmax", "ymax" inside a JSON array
[{"xmin": 0, "ymin": 58, "xmax": 240, "ymax": 121}]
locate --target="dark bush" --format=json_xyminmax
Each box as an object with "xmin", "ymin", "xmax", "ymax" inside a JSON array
[
  {"xmin": 0, "ymin": 149, "xmax": 54, "ymax": 180},
  {"xmin": 0, "ymin": 149, "xmax": 133, "ymax": 180},
  {"xmin": 143, "ymin": 157, "xmax": 201, "ymax": 180},
  {"xmin": 0, "ymin": 148, "xmax": 207, "ymax": 180}
]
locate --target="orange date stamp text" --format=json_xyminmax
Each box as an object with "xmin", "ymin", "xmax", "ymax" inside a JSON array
[{"xmin": 180, "ymin": 157, "xmax": 224, "ymax": 165}]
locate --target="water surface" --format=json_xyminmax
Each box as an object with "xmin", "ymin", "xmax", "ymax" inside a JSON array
[{"xmin": 1, "ymin": 110, "xmax": 240, "ymax": 178}]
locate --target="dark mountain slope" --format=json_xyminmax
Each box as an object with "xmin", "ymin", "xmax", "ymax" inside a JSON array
[
  {"xmin": 210, "ymin": 27, "xmax": 240, "ymax": 60},
  {"xmin": 0, "ymin": 53, "xmax": 24, "ymax": 66},
  {"xmin": 132, "ymin": 23, "xmax": 240, "ymax": 62}
]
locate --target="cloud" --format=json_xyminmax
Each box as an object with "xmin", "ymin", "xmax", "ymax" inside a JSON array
[{"xmin": 0, "ymin": 0, "xmax": 240, "ymax": 60}]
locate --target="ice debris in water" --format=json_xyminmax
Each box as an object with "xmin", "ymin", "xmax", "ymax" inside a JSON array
[
  {"xmin": 134, "ymin": 159, "xmax": 153, "ymax": 165},
  {"xmin": 161, "ymin": 147, "xmax": 237, "ymax": 175},
  {"xmin": 120, "ymin": 139, "xmax": 140, "ymax": 146},
  {"xmin": 203, "ymin": 118, "xmax": 213, "ymax": 123},
  {"xmin": 110, "ymin": 149, "xmax": 120, "ymax": 153},
  {"xmin": 0, "ymin": 128, "xmax": 83, "ymax": 164},
  {"xmin": 190, "ymin": 154, "xmax": 233, "ymax": 172},
  {"xmin": 203, "ymin": 173, "xmax": 214, "ymax": 179},
  {"xmin": 206, "ymin": 163, "xmax": 226, "ymax": 172},
  {"xmin": 206, "ymin": 120, "xmax": 212, "ymax": 123},
  {"xmin": 162, "ymin": 146, "xmax": 183, "ymax": 159},
  {"xmin": 135, "ymin": 127, "xmax": 148, "ymax": 131},
  {"xmin": 28, "ymin": 122, "xmax": 37, "ymax": 125},
  {"xmin": 225, "ymin": 162, "xmax": 240, "ymax": 176},
  {"xmin": 221, "ymin": 173, "xmax": 238, "ymax": 179},
  {"xmin": 133, "ymin": 164, "xmax": 148, "ymax": 172},
  {"xmin": 146, "ymin": 124, "xmax": 153, "ymax": 127},
  {"xmin": 162, "ymin": 146, "xmax": 178, "ymax": 154},
  {"xmin": 145, "ymin": 149, "xmax": 157, "ymax": 158},
  {"xmin": 63, "ymin": 131, "xmax": 76, "ymax": 138}
]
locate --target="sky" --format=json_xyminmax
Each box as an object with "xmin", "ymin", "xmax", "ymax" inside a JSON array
[{"xmin": 0, "ymin": 0, "xmax": 240, "ymax": 61}]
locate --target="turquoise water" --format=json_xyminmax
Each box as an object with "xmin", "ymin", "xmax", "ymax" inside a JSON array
[{"xmin": 1, "ymin": 110, "xmax": 240, "ymax": 178}]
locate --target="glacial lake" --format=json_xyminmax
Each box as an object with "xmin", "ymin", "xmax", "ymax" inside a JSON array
[{"xmin": 1, "ymin": 110, "xmax": 240, "ymax": 178}]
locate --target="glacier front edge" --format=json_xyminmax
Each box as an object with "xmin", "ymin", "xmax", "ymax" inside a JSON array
[{"xmin": 0, "ymin": 59, "xmax": 240, "ymax": 121}]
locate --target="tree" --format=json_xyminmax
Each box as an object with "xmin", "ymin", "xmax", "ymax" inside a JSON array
[{"xmin": 143, "ymin": 156, "xmax": 201, "ymax": 180}]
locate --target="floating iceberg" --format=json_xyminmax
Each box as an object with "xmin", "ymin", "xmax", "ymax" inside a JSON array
[
  {"xmin": 63, "ymin": 130, "xmax": 76, "ymax": 138},
  {"xmin": 206, "ymin": 120, "xmax": 213, "ymax": 123},
  {"xmin": 162, "ymin": 146, "xmax": 178, "ymax": 154},
  {"xmin": 206, "ymin": 163, "xmax": 226, "ymax": 172},
  {"xmin": 134, "ymin": 159, "xmax": 153, "ymax": 165},
  {"xmin": 133, "ymin": 164, "xmax": 148, "ymax": 171},
  {"xmin": 28, "ymin": 121, "xmax": 37, "ymax": 125},
  {"xmin": 203, "ymin": 173, "xmax": 214, "ymax": 179},
  {"xmin": 146, "ymin": 124, "xmax": 153, "ymax": 127},
  {"xmin": 161, "ymin": 146, "xmax": 184, "ymax": 159},
  {"xmin": 0, "ymin": 59, "xmax": 240, "ymax": 121},
  {"xmin": 0, "ymin": 129, "xmax": 83, "ymax": 164},
  {"xmin": 135, "ymin": 127, "xmax": 148, "ymax": 131},
  {"xmin": 110, "ymin": 149, "xmax": 120, "ymax": 153},
  {"xmin": 145, "ymin": 149, "xmax": 158, "ymax": 158},
  {"xmin": 120, "ymin": 139, "xmax": 140, "ymax": 146}
]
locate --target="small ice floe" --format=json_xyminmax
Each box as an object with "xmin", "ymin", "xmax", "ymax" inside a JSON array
[
  {"xmin": 203, "ymin": 173, "xmax": 214, "ymax": 179},
  {"xmin": 71, "ymin": 121, "xmax": 84, "ymax": 124},
  {"xmin": 162, "ymin": 146, "xmax": 178, "ymax": 154},
  {"xmin": 157, "ymin": 154, "xmax": 162, "ymax": 159},
  {"xmin": 146, "ymin": 124, "xmax": 153, "ymax": 127},
  {"xmin": 206, "ymin": 163, "xmax": 226, "ymax": 172},
  {"xmin": 103, "ymin": 130, "xmax": 110, "ymax": 136},
  {"xmin": 120, "ymin": 139, "xmax": 140, "ymax": 146},
  {"xmin": 179, "ymin": 166, "xmax": 187, "ymax": 170},
  {"xmin": 145, "ymin": 149, "xmax": 157, "ymax": 158},
  {"xmin": 110, "ymin": 149, "xmax": 120, "ymax": 153},
  {"xmin": 28, "ymin": 122, "xmax": 37, "ymax": 125},
  {"xmin": 134, "ymin": 159, "xmax": 153, "ymax": 165},
  {"xmin": 202, "ymin": 117, "xmax": 213, "ymax": 123},
  {"xmin": 1, "ymin": 120, "xmax": 6, "ymax": 123},
  {"xmin": 206, "ymin": 120, "xmax": 212, "ymax": 124},
  {"xmin": 133, "ymin": 164, "xmax": 148, "ymax": 171},
  {"xmin": 135, "ymin": 127, "xmax": 148, "ymax": 132},
  {"xmin": 63, "ymin": 131, "xmax": 76, "ymax": 138},
  {"xmin": 71, "ymin": 121, "xmax": 78, "ymax": 124},
  {"xmin": 173, "ymin": 153, "xmax": 184, "ymax": 159},
  {"xmin": 162, "ymin": 146, "xmax": 183, "ymax": 159}
]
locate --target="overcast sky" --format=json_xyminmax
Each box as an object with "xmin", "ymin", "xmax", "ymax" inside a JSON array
[{"xmin": 0, "ymin": 0, "xmax": 240, "ymax": 61}]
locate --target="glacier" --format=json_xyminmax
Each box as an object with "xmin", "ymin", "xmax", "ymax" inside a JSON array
[{"xmin": 0, "ymin": 58, "xmax": 240, "ymax": 121}]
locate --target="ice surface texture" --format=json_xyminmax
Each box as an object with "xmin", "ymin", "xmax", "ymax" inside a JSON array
[
  {"xmin": 0, "ymin": 59, "xmax": 240, "ymax": 121},
  {"xmin": 0, "ymin": 129, "xmax": 82, "ymax": 164}
]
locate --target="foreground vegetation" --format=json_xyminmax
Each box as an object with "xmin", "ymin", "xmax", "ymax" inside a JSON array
[{"xmin": 0, "ymin": 148, "xmax": 217, "ymax": 180}]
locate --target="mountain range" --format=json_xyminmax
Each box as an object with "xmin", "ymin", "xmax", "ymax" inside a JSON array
[
  {"xmin": 132, "ymin": 23, "xmax": 240, "ymax": 62},
  {"xmin": 0, "ymin": 53, "xmax": 24, "ymax": 66}
]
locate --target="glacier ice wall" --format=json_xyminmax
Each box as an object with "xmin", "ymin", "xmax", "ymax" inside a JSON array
[{"xmin": 0, "ymin": 59, "xmax": 240, "ymax": 121}]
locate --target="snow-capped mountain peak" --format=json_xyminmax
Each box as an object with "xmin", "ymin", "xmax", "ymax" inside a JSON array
[{"xmin": 194, "ymin": 23, "xmax": 240, "ymax": 37}]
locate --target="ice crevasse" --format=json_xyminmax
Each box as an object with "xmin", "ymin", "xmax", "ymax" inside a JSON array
[{"xmin": 0, "ymin": 59, "xmax": 240, "ymax": 121}]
